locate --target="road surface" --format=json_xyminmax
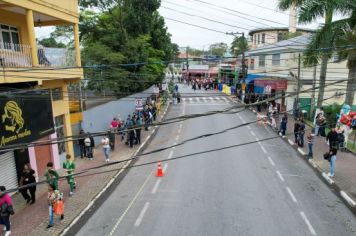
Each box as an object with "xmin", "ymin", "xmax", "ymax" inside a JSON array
[{"xmin": 75, "ymin": 85, "xmax": 356, "ymax": 236}]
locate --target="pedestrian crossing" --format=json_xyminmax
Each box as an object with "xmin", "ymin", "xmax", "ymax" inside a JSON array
[{"xmin": 181, "ymin": 96, "xmax": 230, "ymax": 104}]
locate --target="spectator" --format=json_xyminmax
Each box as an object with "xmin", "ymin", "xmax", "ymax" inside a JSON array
[
  {"xmin": 20, "ymin": 163, "xmax": 36, "ymax": 204},
  {"xmin": 328, "ymin": 148, "xmax": 337, "ymax": 177},
  {"xmin": 110, "ymin": 118, "xmax": 120, "ymax": 134},
  {"xmin": 44, "ymin": 162, "xmax": 59, "ymax": 190},
  {"xmin": 279, "ymin": 113, "xmax": 288, "ymax": 137},
  {"xmin": 0, "ymin": 186, "xmax": 14, "ymax": 236},
  {"xmin": 101, "ymin": 134, "xmax": 110, "ymax": 162},
  {"xmin": 84, "ymin": 133, "xmax": 94, "ymax": 160},
  {"xmin": 298, "ymin": 119, "xmax": 306, "ymax": 147},
  {"xmin": 135, "ymin": 116, "xmax": 142, "ymax": 145},
  {"xmin": 294, "ymin": 119, "xmax": 300, "ymax": 144},
  {"xmin": 78, "ymin": 129, "xmax": 86, "ymax": 159},
  {"xmin": 307, "ymin": 129, "xmax": 315, "ymax": 158},
  {"xmin": 326, "ymin": 128, "xmax": 339, "ymax": 150}
]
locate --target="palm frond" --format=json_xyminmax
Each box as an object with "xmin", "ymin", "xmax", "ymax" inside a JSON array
[
  {"xmin": 277, "ymin": 0, "xmax": 305, "ymax": 11},
  {"xmin": 298, "ymin": 0, "xmax": 326, "ymax": 23}
]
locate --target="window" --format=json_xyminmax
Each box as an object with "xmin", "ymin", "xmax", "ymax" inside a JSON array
[
  {"xmin": 272, "ymin": 54, "xmax": 280, "ymax": 66},
  {"xmin": 277, "ymin": 32, "xmax": 283, "ymax": 42},
  {"xmin": 54, "ymin": 115, "xmax": 66, "ymax": 155},
  {"xmin": 258, "ymin": 34, "xmax": 261, "ymax": 44},
  {"xmin": 254, "ymin": 35, "xmax": 256, "ymax": 44},
  {"xmin": 259, "ymin": 55, "xmax": 265, "ymax": 67},
  {"xmin": 0, "ymin": 24, "xmax": 20, "ymax": 50},
  {"xmin": 51, "ymin": 88, "xmax": 63, "ymax": 101},
  {"xmin": 250, "ymin": 58, "xmax": 255, "ymax": 70},
  {"xmin": 262, "ymin": 33, "xmax": 265, "ymax": 44}
]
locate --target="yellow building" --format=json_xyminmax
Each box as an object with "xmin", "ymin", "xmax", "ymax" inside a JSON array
[{"xmin": 0, "ymin": 0, "xmax": 83, "ymax": 189}]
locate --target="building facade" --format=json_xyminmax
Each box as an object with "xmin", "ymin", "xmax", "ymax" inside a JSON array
[
  {"xmin": 246, "ymin": 33, "xmax": 353, "ymax": 116},
  {"xmin": 0, "ymin": 0, "xmax": 83, "ymax": 190}
]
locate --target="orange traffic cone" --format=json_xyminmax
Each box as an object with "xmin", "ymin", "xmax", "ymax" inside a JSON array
[{"xmin": 156, "ymin": 162, "xmax": 164, "ymax": 177}]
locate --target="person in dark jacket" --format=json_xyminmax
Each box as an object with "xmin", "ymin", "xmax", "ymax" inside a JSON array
[
  {"xmin": 298, "ymin": 119, "xmax": 306, "ymax": 147},
  {"xmin": 326, "ymin": 128, "xmax": 339, "ymax": 150},
  {"xmin": 279, "ymin": 114, "xmax": 288, "ymax": 136},
  {"xmin": 78, "ymin": 129, "xmax": 86, "ymax": 158},
  {"xmin": 294, "ymin": 119, "xmax": 300, "ymax": 144},
  {"xmin": 20, "ymin": 163, "xmax": 37, "ymax": 204}
]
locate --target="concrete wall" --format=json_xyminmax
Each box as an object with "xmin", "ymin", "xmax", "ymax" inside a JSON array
[{"xmin": 81, "ymin": 86, "xmax": 155, "ymax": 146}]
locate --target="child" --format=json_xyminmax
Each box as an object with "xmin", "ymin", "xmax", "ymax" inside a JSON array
[
  {"xmin": 44, "ymin": 162, "xmax": 59, "ymax": 190},
  {"xmin": 63, "ymin": 154, "xmax": 76, "ymax": 197}
]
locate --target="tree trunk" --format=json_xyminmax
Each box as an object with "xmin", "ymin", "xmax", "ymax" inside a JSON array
[
  {"xmin": 344, "ymin": 62, "xmax": 356, "ymax": 105},
  {"xmin": 317, "ymin": 54, "xmax": 329, "ymax": 107}
]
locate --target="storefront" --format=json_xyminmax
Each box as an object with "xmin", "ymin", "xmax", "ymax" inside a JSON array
[
  {"xmin": 0, "ymin": 90, "xmax": 55, "ymax": 189},
  {"xmin": 254, "ymin": 79, "xmax": 288, "ymax": 111}
]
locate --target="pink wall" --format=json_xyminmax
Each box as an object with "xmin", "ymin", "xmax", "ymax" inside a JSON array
[{"xmin": 50, "ymin": 133, "xmax": 60, "ymax": 170}]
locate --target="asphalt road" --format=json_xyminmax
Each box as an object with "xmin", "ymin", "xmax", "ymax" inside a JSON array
[{"xmin": 75, "ymin": 85, "xmax": 356, "ymax": 236}]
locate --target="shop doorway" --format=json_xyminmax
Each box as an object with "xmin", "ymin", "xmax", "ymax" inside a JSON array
[{"xmin": 14, "ymin": 148, "xmax": 30, "ymax": 184}]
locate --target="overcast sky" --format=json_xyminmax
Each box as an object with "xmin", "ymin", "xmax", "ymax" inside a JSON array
[{"xmin": 36, "ymin": 0, "xmax": 339, "ymax": 49}]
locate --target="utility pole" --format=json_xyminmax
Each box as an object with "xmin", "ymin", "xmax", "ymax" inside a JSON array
[
  {"xmin": 186, "ymin": 46, "xmax": 189, "ymax": 81},
  {"xmin": 296, "ymin": 53, "xmax": 301, "ymax": 102}
]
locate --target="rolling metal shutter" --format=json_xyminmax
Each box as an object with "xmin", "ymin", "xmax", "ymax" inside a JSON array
[{"xmin": 0, "ymin": 151, "xmax": 18, "ymax": 192}]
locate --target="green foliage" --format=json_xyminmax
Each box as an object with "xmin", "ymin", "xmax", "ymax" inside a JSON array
[
  {"xmin": 78, "ymin": 0, "xmax": 178, "ymax": 97},
  {"xmin": 230, "ymin": 36, "xmax": 248, "ymax": 56},
  {"xmin": 323, "ymin": 103, "xmax": 343, "ymax": 128},
  {"xmin": 209, "ymin": 43, "xmax": 228, "ymax": 57},
  {"xmin": 38, "ymin": 37, "xmax": 66, "ymax": 48}
]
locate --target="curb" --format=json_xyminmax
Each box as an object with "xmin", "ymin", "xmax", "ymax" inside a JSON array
[
  {"xmin": 60, "ymin": 104, "xmax": 170, "ymax": 236},
  {"xmin": 235, "ymin": 99, "xmax": 356, "ymax": 216}
]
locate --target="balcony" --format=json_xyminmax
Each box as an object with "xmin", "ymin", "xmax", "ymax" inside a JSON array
[{"xmin": 0, "ymin": 42, "xmax": 76, "ymax": 68}]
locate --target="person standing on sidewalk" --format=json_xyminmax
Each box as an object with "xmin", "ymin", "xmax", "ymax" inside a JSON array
[
  {"xmin": 294, "ymin": 119, "xmax": 300, "ymax": 144},
  {"xmin": 326, "ymin": 128, "xmax": 339, "ymax": 150},
  {"xmin": 63, "ymin": 154, "xmax": 76, "ymax": 197},
  {"xmin": 328, "ymin": 148, "xmax": 337, "ymax": 177},
  {"xmin": 84, "ymin": 133, "xmax": 94, "ymax": 160},
  {"xmin": 44, "ymin": 162, "xmax": 59, "ymax": 190},
  {"xmin": 279, "ymin": 113, "xmax": 288, "ymax": 137},
  {"xmin": 101, "ymin": 134, "xmax": 110, "ymax": 162},
  {"xmin": 298, "ymin": 119, "xmax": 306, "ymax": 147},
  {"xmin": 135, "ymin": 115, "xmax": 142, "ymax": 145},
  {"xmin": 78, "ymin": 129, "xmax": 86, "ymax": 159},
  {"xmin": 0, "ymin": 186, "xmax": 14, "ymax": 236},
  {"xmin": 307, "ymin": 129, "xmax": 315, "ymax": 158},
  {"xmin": 20, "ymin": 163, "xmax": 36, "ymax": 204}
]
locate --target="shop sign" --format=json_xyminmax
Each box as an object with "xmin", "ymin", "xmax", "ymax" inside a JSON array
[
  {"xmin": 135, "ymin": 98, "xmax": 143, "ymax": 111},
  {"xmin": 254, "ymin": 79, "xmax": 287, "ymax": 91},
  {"xmin": 0, "ymin": 90, "xmax": 54, "ymax": 148}
]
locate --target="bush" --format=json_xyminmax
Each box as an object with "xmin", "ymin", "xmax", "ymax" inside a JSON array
[{"xmin": 323, "ymin": 103, "xmax": 343, "ymax": 129}]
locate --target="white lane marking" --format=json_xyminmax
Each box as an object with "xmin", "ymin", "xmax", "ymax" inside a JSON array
[
  {"xmin": 241, "ymin": 117, "xmax": 246, "ymax": 123},
  {"xmin": 298, "ymin": 148, "xmax": 306, "ymax": 156},
  {"xmin": 175, "ymin": 135, "xmax": 180, "ymax": 141},
  {"xmin": 267, "ymin": 156, "xmax": 275, "ymax": 166},
  {"xmin": 134, "ymin": 202, "xmax": 150, "ymax": 227},
  {"xmin": 286, "ymin": 187, "xmax": 298, "ymax": 203},
  {"xmin": 250, "ymin": 131, "xmax": 256, "ymax": 136},
  {"xmin": 255, "ymin": 137, "xmax": 260, "ymax": 142},
  {"xmin": 182, "ymin": 98, "xmax": 186, "ymax": 102},
  {"xmin": 179, "ymin": 123, "xmax": 183, "ymax": 129},
  {"xmin": 189, "ymin": 97, "xmax": 193, "ymax": 102},
  {"xmin": 151, "ymin": 179, "xmax": 162, "ymax": 194},
  {"xmin": 209, "ymin": 97, "xmax": 214, "ymax": 101},
  {"xmin": 108, "ymin": 171, "xmax": 153, "ymax": 236},
  {"xmin": 177, "ymin": 128, "xmax": 181, "ymax": 134},
  {"xmin": 222, "ymin": 97, "xmax": 228, "ymax": 102},
  {"xmin": 163, "ymin": 163, "xmax": 168, "ymax": 172},
  {"xmin": 276, "ymin": 170, "xmax": 285, "ymax": 182},
  {"xmin": 260, "ymin": 145, "xmax": 267, "ymax": 154},
  {"xmin": 167, "ymin": 150, "xmax": 174, "ymax": 159},
  {"xmin": 247, "ymin": 126, "xmax": 251, "ymax": 130},
  {"xmin": 300, "ymin": 212, "xmax": 316, "ymax": 235},
  {"xmin": 195, "ymin": 97, "xmax": 200, "ymax": 102}
]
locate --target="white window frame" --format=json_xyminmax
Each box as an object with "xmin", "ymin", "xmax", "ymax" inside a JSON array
[
  {"xmin": 262, "ymin": 33, "xmax": 265, "ymax": 44},
  {"xmin": 0, "ymin": 24, "xmax": 20, "ymax": 50},
  {"xmin": 259, "ymin": 55, "xmax": 265, "ymax": 67},
  {"xmin": 272, "ymin": 54, "xmax": 281, "ymax": 66}
]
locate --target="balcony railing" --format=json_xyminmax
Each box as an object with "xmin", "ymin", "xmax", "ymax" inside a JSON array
[{"xmin": 0, "ymin": 42, "xmax": 76, "ymax": 68}]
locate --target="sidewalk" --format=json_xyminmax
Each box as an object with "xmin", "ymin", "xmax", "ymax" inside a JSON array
[
  {"xmin": 6, "ymin": 104, "xmax": 169, "ymax": 236},
  {"xmin": 229, "ymin": 96, "xmax": 356, "ymax": 203}
]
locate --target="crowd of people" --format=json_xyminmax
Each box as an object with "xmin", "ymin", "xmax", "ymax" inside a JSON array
[
  {"xmin": 0, "ymin": 97, "xmax": 160, "ymax": 233},
  {"xmin": 258, "ymin": 101, "xmax": 345, "ymax": 178}
]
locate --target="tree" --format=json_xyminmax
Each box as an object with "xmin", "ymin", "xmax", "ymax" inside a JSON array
[
  {"xmin": 230, "ymin": 36, "xmax": 249, "ymax": 57},
  {"xmin": 278, "ymin": 0, "xmax": 348, "ymax": 107},
  {"xmin": 38, "ymin": 37, "xmax": 66, "ymax": 48},
  {"xmin": 209, "ymin": 43, "xmax": 228, "ymax": 57}
]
